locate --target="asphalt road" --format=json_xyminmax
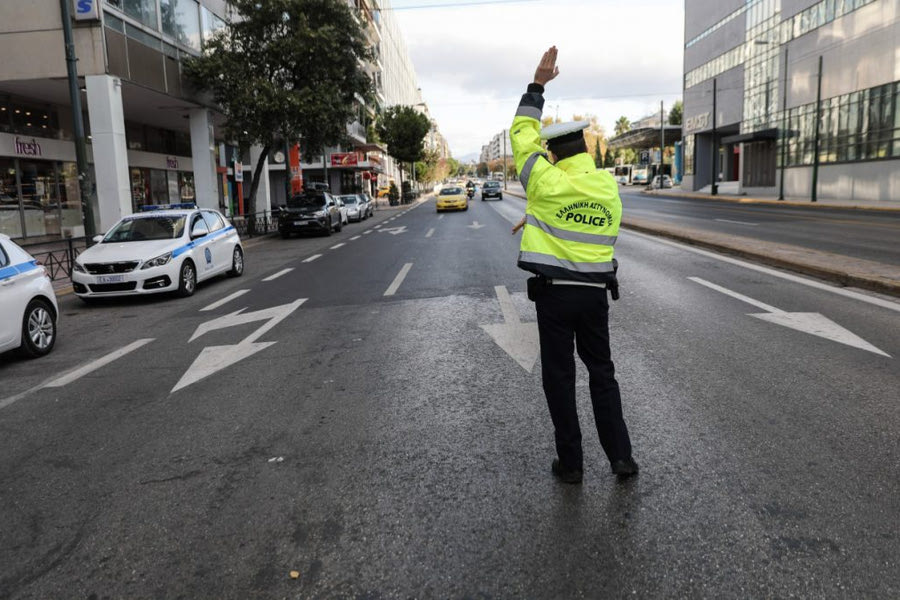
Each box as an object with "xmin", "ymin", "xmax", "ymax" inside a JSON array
[
  {"xmin": 1, "ymin": 193, "xmax": 899, "ymax": 598},
  {"xmin": 619, "ymin": 189, "xmax": 900, "ymax": 265}
]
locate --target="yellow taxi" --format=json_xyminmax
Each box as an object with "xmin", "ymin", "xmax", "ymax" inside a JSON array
[{"xmin": 435, "ymin": 186, "xmax": 468, "ymax": 212}]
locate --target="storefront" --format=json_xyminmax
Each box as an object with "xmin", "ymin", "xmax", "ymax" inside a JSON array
[
  {"xmin": 0, "ymin": 131, "xmax": 197, "ymax": 241},
  {"xmin": 0, "ymin": 133, "xmax": 84, "ymax": 241}
]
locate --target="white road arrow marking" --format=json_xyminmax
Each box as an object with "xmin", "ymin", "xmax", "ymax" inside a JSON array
[
  {"xmin": 379, "ymin": 226, "xmax": 407, "ymax": 235},
  {"xmin": 689, "ymin": 277, "xmax": 890, "ymax": 357},
  {"xmin": 480, "ymin": 285, "xmax": 540, "ymax": 373},
  {"xmin": 468, "ymin": 221, "xmax": 486, "ymax": 229},
  {"xmin": 173, "ymin": 299, "xmax": 307, "ymax": 393}
]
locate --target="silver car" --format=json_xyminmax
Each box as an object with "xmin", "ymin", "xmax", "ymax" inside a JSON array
[
  {"xmin": 359, "ymin": 193, "xmax": 375, "ymax": 217},
  {"xmin": 340, "ymin": 195, "xmax": 366, "ymax": 222}
]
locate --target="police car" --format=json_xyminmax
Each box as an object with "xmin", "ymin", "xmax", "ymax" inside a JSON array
[
  {"xmin": 0, "ymin": 234, "xmax": 59, "ymax": 357},
  {"xmin": 72, "ymin": 204, "xmax": 243, "ymax": 300}
]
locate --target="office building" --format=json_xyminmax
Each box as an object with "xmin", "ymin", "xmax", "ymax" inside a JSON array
[{"xmin": 682, "ymin": 0, "xmax": 899, "ymax": 202}]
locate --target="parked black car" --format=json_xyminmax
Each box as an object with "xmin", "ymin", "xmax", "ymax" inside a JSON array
[
  {"xmin": 481, "ymin": 180, "xmax": 503, "ymax": 201},
  {"xmin": 279, "ymin": 191, "xmax": 343, "ymax": 237}
]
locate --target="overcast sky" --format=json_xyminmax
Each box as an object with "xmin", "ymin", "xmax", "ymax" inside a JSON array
[{"xmin": 392, "ymin": 0, "xmax": 685, "ymax": 161}]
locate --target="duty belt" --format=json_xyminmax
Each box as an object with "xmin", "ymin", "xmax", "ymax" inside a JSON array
[{"xmin": 548, "ymin": 279, "xmax": 607, "ymax": 289}]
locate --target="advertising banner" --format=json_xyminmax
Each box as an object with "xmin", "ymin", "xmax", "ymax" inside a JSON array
[
  {"xmin": 330, "ymin": 153, "xmax": 359, "ymax": 167},
  {"xmin": 289, "ymin": 144, "xmax": 303, "ymax": 194}
]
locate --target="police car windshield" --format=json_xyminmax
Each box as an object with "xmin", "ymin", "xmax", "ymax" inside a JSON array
[
  {"xmin": 440, "ymin": 188, "xmax": 463, "ymax": 195},
  {"xmin": 287, "ymin": 195, "xmax": 325, "ymax": 208},
  {"xmin": 103, "ymin": 216, "xmax": 186, "ymax": 242}
]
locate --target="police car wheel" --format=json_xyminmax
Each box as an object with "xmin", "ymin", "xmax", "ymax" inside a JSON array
[
  {"xmin": 19, "ymin": 299, "xmax": 56, "ymax": 358},
  {"xmin": 228, "ymin": 246, "xmax": 244, "ymax": 277},
  {"xmin": 177, "ymin": 260, "xmax": 197, "ymax": 297}
]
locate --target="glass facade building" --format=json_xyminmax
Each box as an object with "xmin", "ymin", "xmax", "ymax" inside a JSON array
[{"xmin": 681, "ymin": 0, "xmax": 899, "ymax": 202}]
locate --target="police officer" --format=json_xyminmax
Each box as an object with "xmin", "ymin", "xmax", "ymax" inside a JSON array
[{"xmin": 511, "ymin": 46, "xmax": 638, "ymax": 483}]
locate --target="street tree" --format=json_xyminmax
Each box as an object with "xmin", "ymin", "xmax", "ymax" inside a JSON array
[
  {"xmin": 476, "ymin": 162, "xmax": 489, "ymax": 178},
  {"xmin": 614, "ymin": 116, "xmax": 631, "ymax": 137},
  {"xmin": 184, "ymin": 0, "xmax": 371, "ymax": 226},
  {"xmin": 668, "ymin": 100, "xmax": 683, "ymax": 125},
  {"xmin": 593, "ymin": 138, "xmax": 603, "ymax": 167},
  {"xmin": 376, "ymin": 106, "xmax": 431, "ymax": 197}
]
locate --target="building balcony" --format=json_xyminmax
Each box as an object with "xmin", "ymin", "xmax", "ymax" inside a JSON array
[{"xmin": 347, "ymin": 120, "xmax": 367, "ymax": 144}]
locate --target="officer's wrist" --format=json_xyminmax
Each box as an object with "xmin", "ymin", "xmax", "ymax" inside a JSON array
[{"xmin": 528, "ymin": 82, "xmax": 545, "ymax": 94}]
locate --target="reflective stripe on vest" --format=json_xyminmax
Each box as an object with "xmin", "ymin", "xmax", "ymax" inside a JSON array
[
  {"xmin": 515, "ymin": 105, "xmax": 542, "ymax": 120},
  {"xmin": 519, "ymin": 151, "xmax": 546, "ymax": 192},
  {"xmin": 518, "ymin": 251, "xmax": 615, "ymax": 273},
  {"xmin": 525, "ymin": 214, "xmax": 617, "ymax": 246}
]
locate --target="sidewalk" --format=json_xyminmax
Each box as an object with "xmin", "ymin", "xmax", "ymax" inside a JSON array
[
  {"xmin": 504, "ymin": 186, "xmax": 900, "ymax": 298},
  {"xmin": 643, "ymin": 187, "xmax": 900, "ymax": 212}
]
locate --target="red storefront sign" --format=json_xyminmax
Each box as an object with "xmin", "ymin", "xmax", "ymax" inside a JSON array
[
  {"xmin": 289, "ymin": 144, "xmax": 303, "ymax": 194},
  {"xmin": 330, "ymin": 152, "xmax": 359, "ymax": 167}
]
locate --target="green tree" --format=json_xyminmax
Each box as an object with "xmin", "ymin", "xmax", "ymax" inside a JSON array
[
  {"xmin": 593, "ymin": 138, "xmax": 603, "ymax": 167},
  {"xmin": 668, "ymin": 100, "xmax": 683, "ymax": 125},
  {"xmin": 376, "ymin": 106, "xmax": 431, "ymax": 198},
  {"xmin": 184, "ymin": 0, "xmax": 371, "ymax": 227},
  {"xmin": 614, "ymin": 116, "xmax": 631, "ymax": 137},
  {"xmin": 604, "ymin": 146, "xmax": 617, "ymax": 168},
  {"xmin": 476, "ymin": 162, "xmax": 489, "ymax": 178}
]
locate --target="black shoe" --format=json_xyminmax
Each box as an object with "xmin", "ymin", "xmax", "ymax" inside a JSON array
[
  {"xmin": 611, "ymin": 457, "xmax": 639, "ymax": 478},
  {"xmin": 552, "ymin": 459, "xmax": 583, "ymax": 484}
]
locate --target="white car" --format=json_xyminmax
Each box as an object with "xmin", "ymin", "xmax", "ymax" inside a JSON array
[
  {"xmin": 72, "ymin": 204, "xmax": 243, "ymax": 301},
  {"xmin": 0, "ymin": 234, "xmax": 59, "ymax": 357}
]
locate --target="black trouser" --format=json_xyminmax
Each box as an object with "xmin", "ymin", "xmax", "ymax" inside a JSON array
[{"xmin": 535, "ymin": 283, "xmax": 632, "ymax": 470}]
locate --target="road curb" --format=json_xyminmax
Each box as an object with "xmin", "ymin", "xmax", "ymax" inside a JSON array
[
  {"xmin": 506, "ymin": 187, "xmax": 900, "ymax": 298},
  {"xmin": 641, "ymin": 189, "xmax": 900, "ymax": 212}
]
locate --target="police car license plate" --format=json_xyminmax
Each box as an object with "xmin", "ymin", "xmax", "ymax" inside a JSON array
[{"xmin": 97, "ymin": 275, "xmax": 124, "ymax": 284}]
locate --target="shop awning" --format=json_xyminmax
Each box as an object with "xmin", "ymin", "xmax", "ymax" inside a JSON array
[{"xmin": 721, "ymin": 128, "xmax": 778, "ymax": 145}]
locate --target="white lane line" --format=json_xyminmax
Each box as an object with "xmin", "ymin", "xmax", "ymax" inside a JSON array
[
  {"xmin": 689, "ymin": 277, "xmax": 782, "ymax": 313},
  {"xmin": 263, "ymin": 268, "xmax": 294, "ymax": 281},
  {"xmin": 363, "ymin": 230, "xmax": 373, "ymax": 235},
  {"xmin": 201, "ymin": 289, "xmax": 249, "ymax": 312},
  {"xmin": 624, "ymin": 230, "xmax": 900, "ymax": 313},
  {"xmin": 438, "ymin": 215, "xmax": 445, "ymax": 220},
  {"xmin": 715, "ymin": 218, "xmax": 759, "ymax": 226},
  {"xmin": 384, "ymin": 263, "xmax": 413, "ymax": 297},
  {"xmin": 44, "ymin": 339, "xmax": 156, "ymax": 389},
  {"xmin": 426, "ymin": 228, "xmax": 435, "ymax": 238},
  {"xmin": 330, "ymin": 243, "xmax": 346, "ymax": 250},
  {"xmin": 375, "ymin": 224, "xmax": 383, "ymax": 229},
  {"xmin": 351, "ymin": 236, "xmax": 361, "ymax": 241},
  {"xmin": 302, "ymin": 254, "xmax": 322, "ymax": 263}
]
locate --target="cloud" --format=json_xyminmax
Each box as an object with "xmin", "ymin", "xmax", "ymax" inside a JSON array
[{"xmin": 392, "ymin": 0, "xmax": 685, "ymax": 157}]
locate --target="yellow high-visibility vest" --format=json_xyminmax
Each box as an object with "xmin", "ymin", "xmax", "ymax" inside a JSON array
[{"xmin": 511, "ymin": 89, "xmax": 621, "ymax": 283}]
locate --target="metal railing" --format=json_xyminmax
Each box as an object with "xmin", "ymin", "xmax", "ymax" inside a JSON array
[
  {"xmin": 19, "ymin": 237, "xmax": 86, "ymax": 282},
  {"xmin": 231, "ymin": 210, "xmax": 279, "ymax": 237}
]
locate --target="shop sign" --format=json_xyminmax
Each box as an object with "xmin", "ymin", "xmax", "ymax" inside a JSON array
[
  {"xmin": 14, "ymin": 137, "xmax": 42, "ymax": 157},
  {"xmin": 166, "ymin": 156, "xmax": 178, "ymax": 169},
  {"xmin": 684, "ymin": 112, "xmax": 710, "ymax": 134},
  {"xmin": 330, "ymin": 153, "xmax": 358, "ymax": 167},
  {"xmin": 234, "ymin": 161, "xmax": 243, "ymax": 182},
  {"xmin": 74, "ymin": 0, "xmax": 100, "ymax": 21}
]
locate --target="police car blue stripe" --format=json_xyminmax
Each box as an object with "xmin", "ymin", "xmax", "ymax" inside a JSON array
[
  {"xmin": 171, "ymin": 226, "xmax": 237, "ymax": 258},
  {"xmin": 0, "ymin": 260, "xmax": 40, "ymax": 282}
]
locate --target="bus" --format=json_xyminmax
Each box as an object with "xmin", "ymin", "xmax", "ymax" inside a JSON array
[
  {"xmin": 632, "ymin": 166, "xmax": 650, "ymax": 186},
  {"xmin": 613, "ymin": 165, "xmax": 633, "ymax": 185}
]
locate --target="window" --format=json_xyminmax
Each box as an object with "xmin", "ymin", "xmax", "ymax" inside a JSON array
[
  {"xmin": 0, "ymin": 244, "xmax": 8, "ymax": 268},
  {"xmin": 161, "ymin": 0, "xmax": 201, "ymax": 51},
  {"xmin": 202, "ymin": 211, "xmax": 224, "ymax": 232},
  {"xmin": 115, "ymin": 0, "xmax": 159, "ymax": 30},
  {"xmin": 201, "ymin": 6, "xmax": 226, "ymax": 45}
]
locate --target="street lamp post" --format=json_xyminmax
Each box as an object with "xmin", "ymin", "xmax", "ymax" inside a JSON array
[
  {"xmin": 779, "ymin": 47, "xmax": 789, "ymax": 201},
  {"xmin": 59, "ymin": 0, "xmax": 96, "ymax": 241},
  {"xmin": 711, "ymin": 78, "xmax": 718, "ymax": 196}
]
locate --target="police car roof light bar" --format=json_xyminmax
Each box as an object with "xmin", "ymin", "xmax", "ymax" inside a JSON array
[{"xmin": 139, "ymin": 203, "xmax": 198, "ymax": 212}]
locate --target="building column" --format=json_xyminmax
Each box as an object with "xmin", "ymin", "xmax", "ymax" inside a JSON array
[
  {"xmin": 190, "ymin": 108, "xmax": 218, "ymax": 209},
  {"xmin": 250, "ymin": 145, "xmax": 271, "ymax": 214},
  {"xmin": 85, "ymin": 75, "xmax": 130, "ymax": 232}
]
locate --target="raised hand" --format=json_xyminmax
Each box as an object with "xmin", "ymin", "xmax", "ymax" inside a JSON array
[{"xmin": 533, "ymin": 46, "xmax": 559, "ymax": 87}]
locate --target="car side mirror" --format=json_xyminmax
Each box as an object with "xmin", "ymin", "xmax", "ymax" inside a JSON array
[
  {"xmin": 92, "ymin": 235, "xmax": 104, "ymax": 243},
  {"xmin": 191, "ymin": 221, "xmax": 210, "ymax": 239}
]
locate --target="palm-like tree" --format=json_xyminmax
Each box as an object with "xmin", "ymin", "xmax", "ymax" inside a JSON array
[{"xmin": 614, "ymin": 116, "xmax": 631, "ymax": 137}]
